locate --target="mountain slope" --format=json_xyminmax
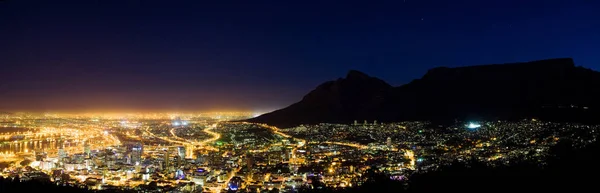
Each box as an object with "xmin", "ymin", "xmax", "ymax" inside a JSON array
[
  {"xmin": 248, "ymin": 70, "xmax": 392, "ymax": 127},
  {"xmin": 248, "ymin": 58, "xmax": 600, "ymax": 128}
]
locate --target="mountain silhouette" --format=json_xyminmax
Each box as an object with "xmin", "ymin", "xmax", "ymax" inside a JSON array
[{"xmin": 248, "ymin": 58, "xmax": 600, "ymax": 128}]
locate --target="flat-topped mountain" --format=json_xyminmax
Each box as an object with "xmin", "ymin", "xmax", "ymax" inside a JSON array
[{"xmin": 248, "ymin": 58, "xmax": 600, "ymax": 128}]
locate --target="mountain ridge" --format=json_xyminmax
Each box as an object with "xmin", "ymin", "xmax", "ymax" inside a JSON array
[{"xmin": 248, "ymin": 58, "xmax": 600, "ymax": 128}]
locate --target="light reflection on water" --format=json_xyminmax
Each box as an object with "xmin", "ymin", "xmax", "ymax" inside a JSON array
[
  {"xmin": 0, "ymin": 138, "xmax": 80, "ymax": 154},
  {"xmin": 0, "ymin": 127, "xmax": 80, "ymax": 154}
]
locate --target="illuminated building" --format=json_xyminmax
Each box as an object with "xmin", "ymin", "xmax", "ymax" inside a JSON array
[
  {"xmin": 130, "ymin": 143, "xmax": 143, "ymax": 165},
  {"xmin": 135, "ymin": 162, "xmax": 142, "ymax": 173},
  {"xmin": 246, "ymin": 153, "xmax": 254, "ymax": 170},
  {"xmin": 196, "ymin": 154, "xmax": 207, "ymax": 165},
  {"xmin": 39, "ymin": 161, "xmax": 55, "ymax": 171},
  {"xmin": 177, "ymin": 146, "xmax": 186, "ymax": 159},
  {"xmin": 58, "ymin": 147, "xmax": 67, "ymax": 160},
  {"xmin": 35, "ymin": 152, "xmax": 46, "ymax": 161},
  {"xmin": 142, "ymin": 172, "xmax": 150, "ymax": 181},
  {"xmin": 1, "ymin": 113, "xmax": 589, "ymax": 191},
  {"xmin": 176, "ymin": 169, "xmax": 185, "ymax": 179},
  {"xmin": 282, "ymin": 148, "xmax": 290, "ymax": 162},
  {"xmin": 228, "ymin": 176, "xmax": 243, "ymax": 191},
  {"xmin": 172, "ymin": 117, "xmax": 188, "ymax": 127},
  {"xmin": 126, "ymin": 154, "xmax": 132, "ymax": 165},
  {"xmin": 84, "ymin": 142, "xmax": 91, "ymax": 157},
  {"xmin": 175, "ymin": 156, "xmax": 182, "ymax": 168},
  {"xmin": 386, "ymin": 137, "xmax": 392, "ymax": 147},
  {"xmin": 164, "ymin": 151, "xmax": 170, "ymax": 169}
]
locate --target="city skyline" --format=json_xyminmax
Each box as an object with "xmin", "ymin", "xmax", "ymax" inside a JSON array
[
  {"xmin": 3, "ymin": 1, "xmax": 600, "ymax": 193},
  {"xmin": 1, "ymin": 112, "xmax": 597, "ymax": 192},
  {"xmin": 2, "ymin": 0, "xmax": 600, "ymax": 111}
]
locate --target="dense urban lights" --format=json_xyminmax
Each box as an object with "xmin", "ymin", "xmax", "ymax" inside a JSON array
[{"xmin": 0, "ymin": 113, "xmax": 598, "ymax": 192}]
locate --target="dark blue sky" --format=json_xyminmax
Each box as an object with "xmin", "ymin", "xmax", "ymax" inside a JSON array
[{"xmin": 1, "ymin": 0, "xmax": 599, "ymax": 112}]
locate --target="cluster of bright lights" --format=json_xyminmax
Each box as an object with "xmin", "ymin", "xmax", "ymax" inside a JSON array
[
  {"xmin": 172, "ymin": 120, "xmax": 188, "ymax": 126},
  {"xmin": 5, "ymin": 112, "xmax": 257, "ymax": 121},
  {"xmin": 467, "ymin": 122, "xmax": 481, "ymax": 129}
]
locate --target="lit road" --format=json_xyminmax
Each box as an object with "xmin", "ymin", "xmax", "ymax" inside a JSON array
[
  {"xmin": 253, "ymin": 123, "xmax": 306, "ymax": 163},
  {"xmin": 199, "ymin": 123, "xmax": 221, "ymax": 146},
  {"xmin": 251, "ymin": 123, "xmax": 369, "ymax": 164},
  {"xmin": 145, "ymin": 124, "xmax": 220, "ymax": 151},
  {"xmin": 196, "ymin": 123, "xmax": 220, "ymax": 151},
  {"xmin": 169, "ymin": 128, "xmax": 189, "ymax": 142},
  {"xmin": 323, "ymin": 141, "xmax": 368, "ymax": 149},
  {"xmin": 253, "ymin": 123, "xmax": 367, "ymax": 149},
  {"xmin": 241, "ymin": 122, "xmax": 407, "ymax": 169},
  {"xmin": 143, "ymin": 126, "xmax": 190, "ymax": 146}
]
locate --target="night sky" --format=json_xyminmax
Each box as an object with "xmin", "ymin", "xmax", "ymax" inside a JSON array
[{"xmin": 1, "ymin": 0, "xmax": 599, "ymax": 112}]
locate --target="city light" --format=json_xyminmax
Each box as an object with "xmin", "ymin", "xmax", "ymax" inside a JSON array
[
  {"xmin": 1, "ymin": 113, "xmax": 596, "ymax": 192},
  {"xmin": 467, "ymin": 122, "xmax": 481, "ymax": 129}
]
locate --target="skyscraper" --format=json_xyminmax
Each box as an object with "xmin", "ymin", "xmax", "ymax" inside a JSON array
[
  {"xmin": 246, "ymin": 153, "xmax": 254, "ymax": 171},
  {"xmin": 386, "ymin": 137, "xmax": 392, "ymax": 147},
  {"xmin": 131, "ymin": 143, "xmax": 143, "ymax": 164},
  {"xmin": 164, "ymin": 150, "xmax": 170, "ymax": 169},
  {"xmin": 177, "ymin": 146, "xmax": 186, "ymax": 159},
  {"xmin": 282, "ymin": 148, "xmax": 290, "ymax": 162},
  {"xmin": 83, "ymin": 142, "xmax": 91, "ymax": 157}
]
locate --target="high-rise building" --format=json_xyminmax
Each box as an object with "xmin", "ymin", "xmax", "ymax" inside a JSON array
[
  {"xmin": 131, "ymin": 143, "xmax": 143, "ymax": 164},
  {"xmin": 126, "ymin": 154, "xmax": 132, "ymax": 165},
  {"xmin": 164, "ymin": 150, "xmax": 170, "ymax": 169},
  {"xmin": 83, "ymin": 142, "xmax": 91, "ymax": 157},
  {"xmin": 175, "ymin": 156, "xmax": 182, "ymax": 168},
  {"xmin": 186, "ymin": 145, "xmax": 193, "ymax": 159},
  {"xmin": 135, "ymin": 162, "xmax": 142, "ymax": 173},
  {"xmin": 246, "ymin": 153, "xmax": 254, "ymax": 170},
  {"xmin": 386, "ymin": 137, "xmax": 392, "ymax": 147},
  {"xmin": 281, "ymin": 148, "xmax": 290, "ymax": 162},
  {"xmin": 177, "ymin": 146, "xmax": 186, "ymax": 159},
  {"xmin": 58, "ymin": 147, "xmax": 67, "ymax": 160}
]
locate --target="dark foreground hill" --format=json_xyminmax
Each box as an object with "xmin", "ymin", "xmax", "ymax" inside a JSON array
[{"xmin": 248, "ymin": 58, "xmax": 600, "ymax": 128}]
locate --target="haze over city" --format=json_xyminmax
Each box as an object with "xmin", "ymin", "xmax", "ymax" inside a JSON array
[{"xmin": 2, "ymin": 1, "xmax": 600, "ymax": 193}]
